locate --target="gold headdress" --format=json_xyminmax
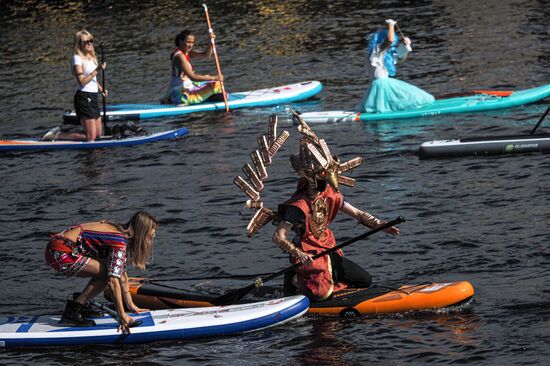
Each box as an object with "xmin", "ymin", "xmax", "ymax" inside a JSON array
[
  {"xmin": 234, "ymin": 109, "xmax": 363, "ymax": 238},
  {"xmin": 288, "ymin": 109, "xmax": 363, "ymax": 192}
]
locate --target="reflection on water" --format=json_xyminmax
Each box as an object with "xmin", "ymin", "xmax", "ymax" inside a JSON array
[{"xmin": 296, "ymin": 319, "xmax": 358, "ymax": 366}]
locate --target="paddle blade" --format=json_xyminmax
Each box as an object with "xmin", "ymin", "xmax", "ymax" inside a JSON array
[{"xmin": 210, "ymin": 283, "xmax": 257, "ymax": 306}]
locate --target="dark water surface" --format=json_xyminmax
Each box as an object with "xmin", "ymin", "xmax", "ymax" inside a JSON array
[{"xmin": 1, "ymin": 0, "xmax": 549, "ymax": 364}]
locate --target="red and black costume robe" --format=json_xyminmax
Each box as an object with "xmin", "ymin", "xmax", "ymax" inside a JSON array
[{"xmin": 278, "ymin": 184, "xmax": 348, "ymax": 300}]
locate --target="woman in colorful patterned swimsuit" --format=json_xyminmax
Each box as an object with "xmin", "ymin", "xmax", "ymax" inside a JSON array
[
  {"xmin": 45, "ymin": 211, "xmax": 158, "ymax": 333},
  {"xmin": 160, "ymin": 29, "xmax": 224, "ymax": 105}
]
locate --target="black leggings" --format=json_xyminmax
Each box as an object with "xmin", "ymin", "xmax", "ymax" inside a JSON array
[
  {"xmin": 283, "ymin": 253, "xmax": 372, "ymax": 295},
  {"xmin": 329, "ymin": 253, "xmax": 372, "ymax": 288}
]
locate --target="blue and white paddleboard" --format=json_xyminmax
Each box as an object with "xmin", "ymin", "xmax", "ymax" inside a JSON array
[
  {"xmin": 0, "ymin": 295, "xmax": 309, "ymax": 347},
  {"xmin": 0, "ymin": 127, "xmax": 188, "ymax": 151},
  {"xmin": 63, "ymin": 81, "xmax": 323, "ymax": 123},
  {"xmin": 298, "ymin": 84, "xmax": 550, "ymax": 123}
]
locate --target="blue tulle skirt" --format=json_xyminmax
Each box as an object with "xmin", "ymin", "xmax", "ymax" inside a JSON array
[{"xmin": 356, "ymin": 77, "xmax": 435, "ymax": 113}]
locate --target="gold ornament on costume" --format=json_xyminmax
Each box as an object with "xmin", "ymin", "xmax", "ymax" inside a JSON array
[
  {"xmin": 309, "ymin": 197, "xmax": 328, "ymax": 239},
  {"xmin": 234, "ymin": 114, "xmax": 289, "ymax": 238}
]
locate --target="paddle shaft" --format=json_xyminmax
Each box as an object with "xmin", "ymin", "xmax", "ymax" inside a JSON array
[
  {"xmin": 395, "ymin": 23, "xmax": 406, "ymax": 40},
  {"xmin": 203, "ymin": 3, "xmax": 229, "ymax": 112},
  {"xmin": 211, "ymin": 216, "xmax": 405, "ymax": 305},
  {"xmin": 89, "ymin": 299, "xmax": 143, "ymax": 328},
  {"xmin": 530, "ymin": 106, "xmax": 550, "ymax": 135},
  {"xmin": 99, "ymin": 43, "xmax": 108, "ymax": 131},
  {"xmin": 142, "ymin": 273, "xmax": 274, "ymax": 283},
  {"xmin": 261, "ymin": 216, "xmax": 405, "ymax": 284},
  {"xmin": 89, "ymin": 299, "xmax": 118, "ymax": 318}
]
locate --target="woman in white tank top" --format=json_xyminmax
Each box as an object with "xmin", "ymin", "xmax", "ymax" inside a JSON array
[{"xmin": 44, "ymin": 30, "xmax": 107, "ymax": 141}]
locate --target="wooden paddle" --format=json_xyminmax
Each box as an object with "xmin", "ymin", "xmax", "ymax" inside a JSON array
[
  {"xmin": 210, "ymin": 216, "xmax": 406, "ymax": 306},
  {"xmin": 203, "ymin": 3, "xmax": 229, "ymax": 112}
]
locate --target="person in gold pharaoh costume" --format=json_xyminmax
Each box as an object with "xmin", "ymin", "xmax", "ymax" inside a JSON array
[{"xmin": 234, "ymin": 109, "xmax": 399, "ymax": 301}]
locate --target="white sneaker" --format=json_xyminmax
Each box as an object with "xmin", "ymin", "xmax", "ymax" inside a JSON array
[{"xmin": 42, "ymin": 126, "xmax": 61, "ymax": 141}]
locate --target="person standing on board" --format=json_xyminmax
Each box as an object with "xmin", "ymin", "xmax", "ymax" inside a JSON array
[
  {"xmin": 45, "ymin": 211, "xmax": 158, "ymax": 333},
  {"xmin": 270, "ymin": 116, "xmax": 400, "ymax": 301},
  {"xmin": 43, "ymin": 30, "xmax": 107, "ymax": 141},
  {"xmin": 160, "ymin": 29, "xmax": 224, "ymax": 105},
  {"xmin": 356, "ymin": 19, "xmax": 434, "ymax": 113}
]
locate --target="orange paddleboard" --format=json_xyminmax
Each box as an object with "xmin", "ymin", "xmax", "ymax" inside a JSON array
[{"xmin": 117, "ymin": 278, "xmax": 474, "ymax": 317}]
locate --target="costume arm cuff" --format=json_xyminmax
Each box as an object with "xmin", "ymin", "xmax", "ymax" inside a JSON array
[
  {"xmin": 358, "ymin": 211, "xmax": 383, "ymax": 228},
  {"xmin": 275, "ymin": 238, "xmax": 300, "ymax": 259}
]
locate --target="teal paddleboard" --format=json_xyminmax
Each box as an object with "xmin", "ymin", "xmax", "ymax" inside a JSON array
[
  {"xmin": 299, "ymin": 84, "xmax": 550, "ymax": 123},
  {"xmin": 63, "ymin": 81, "xmax": 322, "ymax": 123}
]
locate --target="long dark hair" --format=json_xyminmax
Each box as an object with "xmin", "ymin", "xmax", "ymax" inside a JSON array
[{"xmin": 175, "ymin": 30, "xmax": 193, "ymax": 47}]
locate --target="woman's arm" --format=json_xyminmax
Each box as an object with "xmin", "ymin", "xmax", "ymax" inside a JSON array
[
  {"xmin": 118, "ymin": 272, "xmax": 149, "ymax": 313},
  {"xmin": 189, "ymin": 32, "xmax": 215, "ymax": 60},
  {"xmin": 107, "ymin": 276, "xmax": 134, "ymax": 333},
  {"xmin": 340, "ymin": 201, "xmax": 400, "ymax": 236},
  {"xmin": 188, "ymin": 44, "xmax": 213, "ymax": 60},
  {"xmin": 380, "ymin": 19, "xmax": 396, "ymax": 52},
  {"xmin": 398, "ymin": 37, "xmax": 411, "ymax": 62},
  {"xmin": 176, "ymin": 54, "xmax": 221, "ymax": 82},
  {"xmin": 73, "ymin": 62, "xmax": 106, "ymax": 88}
]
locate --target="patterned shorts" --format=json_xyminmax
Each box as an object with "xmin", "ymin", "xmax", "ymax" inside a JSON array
[
  {"xmin": 175, "ymin": 81, "xmax": 223, "ymax": 105},
  {"xmin": 45, "ymin": 237, "xmax": 90, "ymax": 277}
]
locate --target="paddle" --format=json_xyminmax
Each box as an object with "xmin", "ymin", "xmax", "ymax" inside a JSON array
[
  {"xmin": 210, "ymin": 216, "xmax": 406, "ymax": 306},
  {"xmin": 395, "ymin": 23, "xmax": 407, "ymax": 41},
  {"xmin": 89, "ymin": 299, "xmax": 143, "ymax": 328},
  {"xmin": 529, "ymin": 106, "xmax": 550, "ymax": 135},
  {"xmin": 99, "ymin": 43, "xmax": 109, "ymax": 133},
  {"xmin": 138, "ymin": 273, "xmax": 274, "ymax": 283},
  {"xmin": 202, "ymin": 3, "xmax": 229, "ymax": 112}
]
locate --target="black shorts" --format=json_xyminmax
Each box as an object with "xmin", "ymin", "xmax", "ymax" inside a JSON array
[{"xmin": 74, "ymin": 90, "xmax": 100, "ymax": 120}]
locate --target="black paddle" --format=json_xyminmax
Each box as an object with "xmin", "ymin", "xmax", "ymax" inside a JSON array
[
  {"xmin": 210, "ymin": 216, "xmax": 405, "ymax": 306},
  {"xmin": 99, "ymin": 43, "xmax": 109, "ymax": 134},
  {"xmin": 529, "ymin": 106, "xmax": 550, "ymax": 135},
  {"xmin": 89, "ymin": 299, "xmax": 142, "ymax": 328}
]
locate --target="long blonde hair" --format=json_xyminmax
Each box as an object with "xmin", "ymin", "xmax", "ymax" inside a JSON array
[
  {"xmin": 73, "ymin": 30, "xmax": 97, "ymax": 71},
  {"xmin": 110, "ymin": 211, "xmax": 158, "ymax": 270}
]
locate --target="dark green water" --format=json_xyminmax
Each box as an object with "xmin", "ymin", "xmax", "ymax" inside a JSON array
[{"xmin": 0, "ymin": 0, "xmax": 549, "ymax": 364}]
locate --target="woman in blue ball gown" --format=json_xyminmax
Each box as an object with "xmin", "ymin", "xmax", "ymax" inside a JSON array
[{"xmin": 356, "ymin": 19, "xmax": 434, "ymax": 113}]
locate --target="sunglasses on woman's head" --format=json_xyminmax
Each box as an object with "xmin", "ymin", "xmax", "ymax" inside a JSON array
[{"xmin": 82, "ymin": 39, "xmax": 94, "ymax": 45}]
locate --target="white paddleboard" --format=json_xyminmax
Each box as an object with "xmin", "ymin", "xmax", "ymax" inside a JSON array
[{"xmin": 0, "ymin": 295, "xmax": 309, "ymax": 347}]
